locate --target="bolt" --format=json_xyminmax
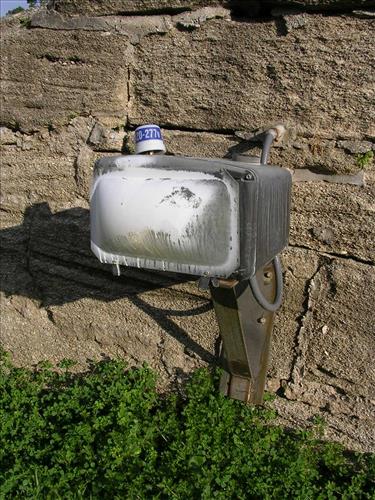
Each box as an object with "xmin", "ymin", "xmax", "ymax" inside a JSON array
[
  {"xmin": 264, "ymin": 271, "xmax": 272, "ymax": 279},
  {"xmin": 244, "ymin": 173, "xmax": 253, "ymax": 180},
  {"xmin": 211, "ymin": 277, "xmax": 220, "ymax": 288},
  {"xmin": 258, "ymin": 317, "xmax": 266, "ymax": 324}
]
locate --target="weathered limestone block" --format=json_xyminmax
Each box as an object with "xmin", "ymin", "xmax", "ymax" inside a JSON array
[
  {"xmin": 47, "ymin": 0, "xmax": 375, "ymax": 16},
  {"xmin": 30, "ymin": 7, "xmax": 230, "ymax": 42},
  {"xmin": 290, "ymin": 182, "xmax": 375, "ymax": 262},
  {"xmin": 291, "ymin": 169, "xmax": 365, "ymax": 185},
  {"xmin": 0, "ymin": 284, "xmax": 214, "ymax": 388},
  {"xmin": 88, "ymin": 122, "xmax": 126, "ymax": 152},
  {"xmin": 0, "ymin": 127, "xmax": 18, "ymax": 145},
  {"xmin": 30, "ymin": 10, "xmax": 175, "ymax": 44},
  {"xmin": 267, "ymin": 138, "xmax": 374, "ymax": 175},
  {"xmin": 337, "ymin": 139, "xmax": 374, "ymax": 154},
  {"xmin": 48, "ymin": 0, "xmax": 226, "ymax": 16},
  {"xmin": 281, "ymin": 257, "xmax": 375, "ymax": 451},
  {"xmin": 0, "ymin": 118, "xmax": 96, "ymax": 216},
  {"xmin": 0, "ymin": 149, "xmax": 78, "ymax": 215},
  {"xmin": 161, "ymin": 129, "xmax": 238, "ymax": 157},
  {"xmin": 273, "ymin": 397, "xmax": 375, "ymax": 453},
  {"xmin": 85, "ymin": 125, "xmax": 374, "ymax": 175},
  {"xmin": 131, "ymin": 16, "xmax": 374, "ymax": 169},
  {"xmin": 269, "ymin": 0, "xmax": 375, "ymax": 9},
  {"xmin": 1, "ymin": 27, "xmax": 133, "ymax": 131},
  {"xmin": 292, "ymin": 258, "xmax": 375, "ymax": 399},
  {"xmin": 0, "ymin": 293, "xmax": 104, "ymax": 367}
]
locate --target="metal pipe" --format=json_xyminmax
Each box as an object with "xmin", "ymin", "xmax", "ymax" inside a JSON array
[{"xmin": 260, "ymin": 125, "xmax": 286, "ymax": 165}]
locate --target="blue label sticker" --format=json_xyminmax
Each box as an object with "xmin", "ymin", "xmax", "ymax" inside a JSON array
[{"xmin": 135, "ymin": 126, "xmax": 162, "ymax": 143}]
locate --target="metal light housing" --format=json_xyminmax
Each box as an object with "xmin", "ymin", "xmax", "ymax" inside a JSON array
[{"xmin": 90, "ymin": 154, "xmax": 291, "ymax": 280}]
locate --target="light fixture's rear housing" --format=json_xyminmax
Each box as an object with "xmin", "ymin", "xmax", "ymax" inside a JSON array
[{"xmin": 90, "ymin": 155, "xmax": 291, "ymax": 280}]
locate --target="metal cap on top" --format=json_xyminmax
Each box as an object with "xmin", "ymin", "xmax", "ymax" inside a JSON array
[{"xmin": 134, "ymin": 124, "xmax": 166, "ymax": 154}]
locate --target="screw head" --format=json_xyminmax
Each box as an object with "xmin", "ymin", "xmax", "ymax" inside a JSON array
[
  {"xmin": 258, "ymin": 317, "xmax": 267, "ymax": 324},
  {"xmin": 211, "ymin": 278, "xmax": 220, "ymax": 288}
]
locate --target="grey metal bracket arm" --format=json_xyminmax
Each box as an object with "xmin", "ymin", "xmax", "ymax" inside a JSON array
[{"xmin": 210, "ymin": 261, "xmax": 277, "ymax": 404}]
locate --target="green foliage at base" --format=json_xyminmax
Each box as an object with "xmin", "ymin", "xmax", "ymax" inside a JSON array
[{"xmin": 0, "ymin": 351, "xmax": 374, "ymax": 499}]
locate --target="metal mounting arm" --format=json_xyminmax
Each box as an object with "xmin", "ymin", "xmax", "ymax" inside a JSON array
[{"xmin": 210, "ymin": 261, "xmax": 277, "ymax": 404}]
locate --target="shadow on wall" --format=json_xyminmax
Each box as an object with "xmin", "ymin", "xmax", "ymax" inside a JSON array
[{"xmin": 1, "ymin": 203, "xmax": 215, "ymax": 363}]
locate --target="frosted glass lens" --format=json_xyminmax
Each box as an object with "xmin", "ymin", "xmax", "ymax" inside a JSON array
[{"xmin": 91, "ymin": 167, "xmax": 239, "ymax": 277}]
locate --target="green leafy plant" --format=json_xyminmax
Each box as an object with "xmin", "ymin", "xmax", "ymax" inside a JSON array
[
  {"xmin": 113, "ymin": 124, "xmax": 125, "ymax": 132},
  {"xmin": 356, "ymin": 150, "xmax": 374, "ymax": 169},
  {"xmin": 1, "ymin": 350, "xmax": 374, "ymax": 498},
  {"xmin": 123, "ymin": 134, "xmax": 136, "ymax": 154},
  {"xmin": 67, "ymin": 112, "xmax": 79, "ymax": 122},
  {"xmin": 19, "ymin": 17, "xmax": 31, "ymax": 28},
  {"xmin": 47, "ymin": 122, "xmax": 55, "ymax": 133},
  {"xmin": 7, "ymin": 6, "xmax": 25, "ymax": 15}
]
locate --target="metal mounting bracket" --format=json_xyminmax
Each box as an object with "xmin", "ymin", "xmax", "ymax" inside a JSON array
[{"xmin": 210, "ymin": 262, "xmax": 276, "ymax": 404}]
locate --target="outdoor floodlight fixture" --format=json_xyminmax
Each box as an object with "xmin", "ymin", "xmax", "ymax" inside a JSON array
[{"xmin": 90, "ymin": 124, "xmax": 292, "ymax": 404}]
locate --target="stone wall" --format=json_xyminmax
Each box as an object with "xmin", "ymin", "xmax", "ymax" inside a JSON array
[{"xmin": 1, "ymin": 0, "xmax": 374, "ymax": 451}]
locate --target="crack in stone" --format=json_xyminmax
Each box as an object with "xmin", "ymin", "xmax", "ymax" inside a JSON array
[
  {"xmin": 288, "ymin": 243, "xmax": 374, "ymax": 266},
  {"xmin": 73, "ymin": 154, "xmax": 80, "ymax": 191},
  {"xmin": 40, "ymin": 2, "xmax": 372, "ymax": 21},
  {"xmin": 315, "ymin": 365, "xmax": 356, "ymax": 388},
  {"xmin": 127, "ymin": 66, "xmax": 132, "ymax": 112},
  {"xmin": 286, "ymin": 255, "xmax": 327, "ymax": 395},
  {"xmin": 157, "ymin": 334, "xmax": 173, "ymax": 377},
  {"xmin": 45, "ymin": 307, "xmax": 56, "ymax": 325},
  {"xmin": 127, "ymin": 123, "xmax": 237, "ymax": 135}
]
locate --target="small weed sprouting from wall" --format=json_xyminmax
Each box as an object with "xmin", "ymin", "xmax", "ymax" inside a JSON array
[
  {"xmin": 0, "ymin": 350, "xmax": 374, "ymax": 498},
  {"xmin": 356, "ymin": 150, "xmax": 374, "ymax": 169}
]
